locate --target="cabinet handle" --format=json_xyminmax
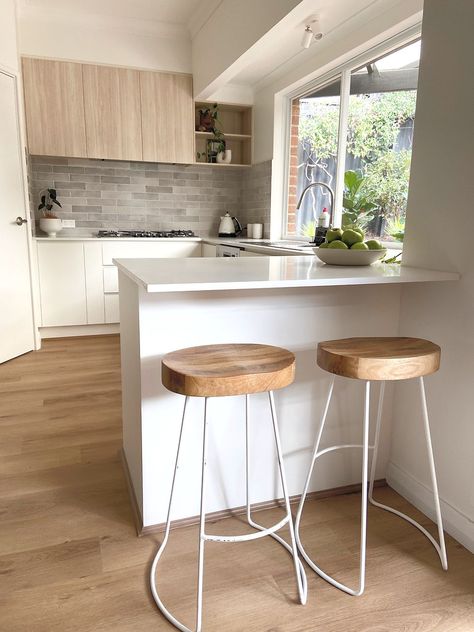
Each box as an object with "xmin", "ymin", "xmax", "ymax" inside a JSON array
[{"xmin": 16, "ymin": 216, "xmax": 27, "ymax": 226}]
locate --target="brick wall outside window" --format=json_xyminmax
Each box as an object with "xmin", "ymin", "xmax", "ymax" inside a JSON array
[{"xmin": 287, "ymin": 100, "xmax": 300, "ymax": 235}]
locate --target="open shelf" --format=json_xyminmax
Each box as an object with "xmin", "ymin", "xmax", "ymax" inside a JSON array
[
  {"xmin": 194, "ymin": 162, "xmax": 250, "ymax": 168},
  {"xmin": 194, "ymin": 101, "xmax": 253, "ymax": 166},
  {"xmin": 195, "ymin": 131, "xmax": 252, "ymax": 141}
]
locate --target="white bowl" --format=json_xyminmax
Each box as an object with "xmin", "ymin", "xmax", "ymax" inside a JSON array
[{"xmin": 314, "ymin": 246, "xmax": 386, "ymax": 266}]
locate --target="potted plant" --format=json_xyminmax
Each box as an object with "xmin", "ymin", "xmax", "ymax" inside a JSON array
[
  {"xmin": 197, "ymin": 103, "xmax": 219, "ymax": 132},
  {"xmin": 38, "ymin": 188, "xmax": 62, "ymax": 237},
  {"xmin": 196, "ymin": 103, "xmax": 231, "ymax": 164}
]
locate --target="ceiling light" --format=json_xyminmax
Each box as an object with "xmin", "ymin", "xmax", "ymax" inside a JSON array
[
  {"xmin": 301, "ymin": 25, "xmax": 313, "ymax": 49},
  {"xmin": 301, "ymin": 17, "xmax": 323, "ymax": 49},
  {"xmin": 313, "ymin": 19, "xmax": 323, "ymax": 41}
]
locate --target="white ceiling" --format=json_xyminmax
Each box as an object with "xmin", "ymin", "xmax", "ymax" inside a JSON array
[
  {"xmin": 230, "ymin": 0, "xmax": 416, "ymax": 87},
  {"xmin": 18, "ymin": 0, "xmax": 213, "ymax": 28}
]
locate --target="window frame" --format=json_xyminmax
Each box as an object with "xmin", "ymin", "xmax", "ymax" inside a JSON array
[{"xmin": 277, "ymin": 25, "xmax": 422, "ymax": 245}]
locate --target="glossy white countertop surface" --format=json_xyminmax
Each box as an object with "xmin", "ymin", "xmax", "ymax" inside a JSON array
[{"xmin": 114, "ymin": 256, "xmax": 459, "ymax": 293}]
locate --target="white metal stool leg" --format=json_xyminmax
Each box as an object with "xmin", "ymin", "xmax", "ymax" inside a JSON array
[
  {"xmin": 150, "ymin": 396, "xmax": 199, "ymax": 632},
  {"xmin": 295, "ymin": 378, "xmax": 373, "ymax": 596},
  {"xmin": 244, "ymin": 394, "xmax": 308, "ymax": 604},
  {"xmin": 368, "ymin": 378, "xmax": 448, "ymax": 571},
  {"xmin": 151, "ymin": 393, "xmax": 307, "ymax": 632}
]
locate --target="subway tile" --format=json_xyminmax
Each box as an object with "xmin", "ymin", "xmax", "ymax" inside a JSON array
[
  {"xmin": 84, "ymin": 167, "xmax": 115, "ymax": 176},
  {"xmin": 101, "ymin": 176, "xmax": 131, "ymax": 184},
  {"xmin": 86, "ymin": 197, "xmax": 116, "ymax": 206},
  {"xmin": 145, "ymin": 186, "xmax": 173, "ymax": 193},
  {"xmin": 116, "ymin": 199, "xmax": 145, "ymax": 207},
  {"xmin": 53, "ymin": 180, "xmax": 85, "ymax": 189},
  {"xmin": 72, "ymin": 205, "xmax": 102, "ymax": 213},
  {"xmin": 71, "ymin": 174, "xmax": 101, "ymax": 183}
]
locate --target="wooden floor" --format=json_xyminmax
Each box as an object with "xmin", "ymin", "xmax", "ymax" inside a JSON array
[{"xmin": 0, "ymin": 335, "xmax": 472, "ymax": 632}]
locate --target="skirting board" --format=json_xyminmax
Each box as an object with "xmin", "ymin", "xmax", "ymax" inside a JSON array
[
  {"xmin": 387, "ymin": 460, "xmax": 474, "ymax": 553},
  {"xmin": 40, "ymin": 323, "xmax": 120, "ymax": 339},
  {"xmin": 120, "ymin": 448, "xmax": 386, "ymax": 537}
]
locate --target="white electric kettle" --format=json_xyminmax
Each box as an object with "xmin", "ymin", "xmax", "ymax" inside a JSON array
[{"xmin": 218, "ymin": 212, "xmax": 242, "ymax": 237}]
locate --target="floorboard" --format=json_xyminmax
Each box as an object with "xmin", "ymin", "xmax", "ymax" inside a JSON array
[{"xmin": 0, "ymin": 336, "xmax": 472, "ymax": 631}]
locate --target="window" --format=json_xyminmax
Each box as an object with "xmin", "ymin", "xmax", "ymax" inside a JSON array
[{"xmin": 286, "ymin": 39, "xmax": 420, "ymax": 243}]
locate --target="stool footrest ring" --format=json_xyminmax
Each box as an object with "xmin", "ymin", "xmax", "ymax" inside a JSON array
[{"xmin": 203, "ymin": 515, "xmax": 289, "ymax": 543}]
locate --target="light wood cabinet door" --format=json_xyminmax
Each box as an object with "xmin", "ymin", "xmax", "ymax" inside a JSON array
[
  {"xmin": 22, "ymin": 58, "xmax": 87, "ymax": 157},
  {"xmin": 140, "ymin": 71, "xmax": 194, "ymax": 164},
  {"xmin": 83, "ymin": 65, "xmax": 142, "ymax": 161}
]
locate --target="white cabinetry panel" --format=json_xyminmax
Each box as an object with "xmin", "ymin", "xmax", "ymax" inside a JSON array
[
  {"xmin": 104, "ymin": 294, "xmax": 120, "ymax": 324},
  {"xmin": 84, "ymin": 242, "xmax": 105, "ymax": 323},
  {"xmin": 103, "ymin": 266, "xmax": 119, "ymax": 293},
  {"xmin": 37, "ymin": 242, "xmax": 87, "ymax": 326},
  {"xmin": 102, "ymin": 241, "xmax": 201, "ymax": 264}
]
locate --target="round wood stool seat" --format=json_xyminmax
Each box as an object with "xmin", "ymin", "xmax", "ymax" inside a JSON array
[
  {"xmin": 317, "ymin": 337, "xmax": 440, "ymax": 381},
  {"xmin": 162, "ymin": 343, "xmax": 295, "ymax": 397}
]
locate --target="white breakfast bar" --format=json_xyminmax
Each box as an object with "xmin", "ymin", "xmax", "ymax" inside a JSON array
[{"xmin": 115, "ymin": 256, "xmax": 458, "ymax": 532}]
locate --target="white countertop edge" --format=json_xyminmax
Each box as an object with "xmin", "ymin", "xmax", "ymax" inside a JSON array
[
  {"xmin": 33, "ymin": 236, "xmax": 203, "ymax": 242},
  {"xmin": 114, "ymin": 258, "xmax": 459, "ymax": 293}
]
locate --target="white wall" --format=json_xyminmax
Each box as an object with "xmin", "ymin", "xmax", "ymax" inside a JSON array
[
  {"xmin": 388, "ymin": 0, "xmax": 474, "ymax": 552},
  {"xmin": 252, "ymin": 0, "xmax": 422, "ymax": 163},
  {"xmin": 192, "ymin": 0, "xmax": 300, "ymax": 98},
  {"xmin": 18, "ymin": 8, "xmax": 191, "ymax": 72},
  {"xmin": 0, "ymin": 0, "xmax": 19, "ymax": 72}
]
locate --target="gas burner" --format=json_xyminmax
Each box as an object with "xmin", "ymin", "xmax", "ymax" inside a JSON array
[{"xmin": 97, "ymin": 229, "xmax": 196, "ymax": 238}]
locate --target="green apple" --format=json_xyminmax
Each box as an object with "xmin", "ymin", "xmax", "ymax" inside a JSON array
[
  {"xmin": 326, "ymin": 228, "xmax": 343, "ymax": 243},
  {"xmin": 328, "ymin": 240, "xmax": 349, "ymax": 249},
  {"xmin": 319, "ymin": 242, "xmax": 330, "ymax": 248},
  {"xmin": 342, "ymin": 229, "xmax": 363, "ymax": 247},
  {"xmin": 351, "ymin": 241, "xmax": 369, "ymax": 250},
  {"xmin": 365, "ymin": 239, "xmax": 383, "ymax": 250},
  {"xmin": 353, "ymin": 227, "xmax": 365, "ymax": 239}
]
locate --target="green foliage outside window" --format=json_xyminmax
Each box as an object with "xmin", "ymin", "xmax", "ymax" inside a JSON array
[{"xmin": 298, "ymin": 91, "xmax": 416, "ymax": 238}]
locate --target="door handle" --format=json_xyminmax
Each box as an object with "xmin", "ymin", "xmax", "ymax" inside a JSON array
[{"xmin": 15, "ymin": 217, "xmax": 27, "ymax": 226}]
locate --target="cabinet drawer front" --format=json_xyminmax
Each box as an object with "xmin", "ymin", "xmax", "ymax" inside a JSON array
[
  {"xmin": 104, "ymin": 294, "xmax": 120, "ymax": 323},
  {"xmin": 103, "ymin": 266, "xmax": 119, "ymax": 293},
  {"xmin": 102, "ymin": 241, "xmax": 201, "ymax": 264}
]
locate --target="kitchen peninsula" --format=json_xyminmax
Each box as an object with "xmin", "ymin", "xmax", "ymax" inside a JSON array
[{"xmin": 115, "ymin": 256, "xmax": 458, "ymax": 532}]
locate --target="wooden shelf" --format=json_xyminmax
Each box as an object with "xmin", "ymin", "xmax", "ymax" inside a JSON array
[
  {"xmin": 194, "ymin": 162, "xmax": 250, "ymax": 168},
  {"xmin": 194, "ymin": 100, "xmax": 253, "ymax": 166},
  {"xmin": 195, "ymin": 131, "xmax": 252, "ymax": 141}
]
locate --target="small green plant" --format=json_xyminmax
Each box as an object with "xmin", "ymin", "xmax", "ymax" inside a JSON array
[
  {"xmin": 386, "ymin": 216, "xmax": 405, "ymax": 242},
  {"xmin": 38, "ymin": 188, "xmax": 62, "ymax": 218},
  {"xmin": 197, "ymin": 103, "xmax": 225, "ymax": 162},
  {"xmin": 300, "ymin": 220, "xmax": 317, "ymax": 238},
  {"xmin": 342, "ymin": 170, "xmax": 378, "ymax": 230}
]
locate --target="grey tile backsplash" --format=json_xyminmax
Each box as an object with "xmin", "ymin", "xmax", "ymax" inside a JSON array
[{"xmin": 29, "ymin": 156, "xmax": 272, "ymax": 238}]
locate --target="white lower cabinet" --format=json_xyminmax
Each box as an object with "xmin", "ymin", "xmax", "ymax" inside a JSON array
[
  {"xmin": 36, "ymin": 240, "xmax": 202, "ymax": 328},
  {"xmin": 37, "ymin": 241, "xmax": 87, "ymax": 326},
  {"xmin": 104, "ymin": 294, "xmax": 120, "ymax": 323}
]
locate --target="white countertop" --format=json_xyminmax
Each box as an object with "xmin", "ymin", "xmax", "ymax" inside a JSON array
[
  {"xmin": 114, "ymin": 256, "xmax": 459, "ymax": 293},
  {"xmin": 34, "ymin": 236, "xmax": 203, "ymax": 242}
]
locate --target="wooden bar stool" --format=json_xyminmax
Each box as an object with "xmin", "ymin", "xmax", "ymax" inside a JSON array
[
  {"xmin": 150, "ymin": 343, "xmax": 307, "ymax": 632},
  {"xmin": 295, "ymin": 337, "xmax": 448, "ymax": 597}
]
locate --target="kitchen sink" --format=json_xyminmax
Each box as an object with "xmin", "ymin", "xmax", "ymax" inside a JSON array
[{"xmin": 240, "ymin": 240, "xmax": 315, "ymax": 250}]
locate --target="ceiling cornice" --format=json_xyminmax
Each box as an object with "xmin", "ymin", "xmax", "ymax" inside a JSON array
[{"xmin": 18, "ymin": 4, "xmax": 189, "ymax": 39}]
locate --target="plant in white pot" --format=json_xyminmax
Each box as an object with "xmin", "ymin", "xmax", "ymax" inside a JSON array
[{"xmin": 38, "ymin": 189, "xmax": 62, "ymax": 237}]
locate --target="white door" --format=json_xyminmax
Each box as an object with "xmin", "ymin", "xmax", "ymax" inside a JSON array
[{"xmin": 0, "ymin": 71, "xmax": 35, "ymax": 363}]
